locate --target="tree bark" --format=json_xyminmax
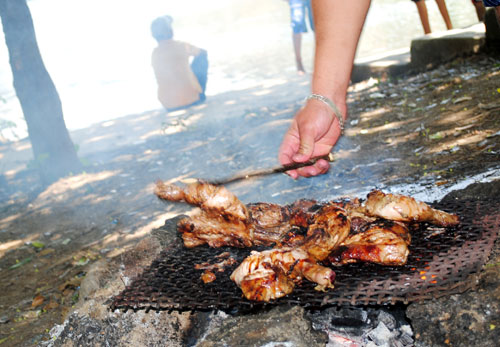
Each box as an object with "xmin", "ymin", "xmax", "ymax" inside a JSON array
[{"xmin": 0, "ymin": 0, "xmax": 82, "ymax": 184}]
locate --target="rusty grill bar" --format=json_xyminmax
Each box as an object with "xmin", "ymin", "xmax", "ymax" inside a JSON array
[{"xmin": 110, "ymin": 198, "xmax": 499, "ymax": 312}]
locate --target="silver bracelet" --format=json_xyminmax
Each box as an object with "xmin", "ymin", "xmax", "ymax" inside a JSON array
[{"xmin": 305, "ymin": 94, "xmax": 344, "ymax": 133}]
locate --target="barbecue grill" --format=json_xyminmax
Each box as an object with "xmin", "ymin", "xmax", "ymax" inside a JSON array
[{"xmin": 110, "ymin": 197, "xmax": 499, "ymax": 312}]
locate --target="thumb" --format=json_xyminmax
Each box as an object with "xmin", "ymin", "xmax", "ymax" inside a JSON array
[{"xmin": 292, "ymin": 130, "xmax": 315, "ymax": 162}]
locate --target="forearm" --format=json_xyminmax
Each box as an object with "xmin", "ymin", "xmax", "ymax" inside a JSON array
[
  {"xmin": 278, "ymin": 0, "xmax": 371, "ymax": 176},
  {"xmin": 311, "ymin": 0, "xmax": 371, "ymax": 110}
]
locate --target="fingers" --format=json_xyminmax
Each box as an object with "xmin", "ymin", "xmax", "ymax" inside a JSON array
[
  {"xmin": 285, "ymin": 169, "xmax": 300, "ymax": 180},
  {"xmin": 292, "ymin": 129, "xmax": 315, "ymax": 163},
  {"xmin": 285, "ymin": 158, "xmax": 330, "ymax": 179},
  {"xmin": 279, "ymin": 99, "xmax": 345, "ymax": 179},
  {"xmin": 279, "ymin": 132, "xmax": 299, "ymax": 166},
  {"xmin": 294, "ymin": 158, "xmax": 330, "ymax": 178}
]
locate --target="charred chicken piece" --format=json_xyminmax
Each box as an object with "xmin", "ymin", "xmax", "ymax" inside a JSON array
[
  {"xmin": 230, "ymin": 248, "xmax": 335, "ymax": 301},
  {"xmin": 301, "ymin": 203, "xmax": 351, "ymax": 261},
  {"xmin": 246, "ymin": 202, "xmax": 292, "ymax": 245},
  {"xmin": 176, "ymin": 201, "xmax": 318, "ymax": 249},
  {"xmin": 293, "ymin": 258, "xmax": 336, "ymax": 292},
  {"xmin": 156, "ymin": 181, "xmax": 254, "ymax": 248},
  {"xmin": 177, "ymin": 211, "xmax": 252, "ymax": 248},
  {"xmin": 231, "ymin": 203, "xmax": 349, "ymax": 301},
  {"xmin": 337, "ymin": 198, "xmax": 378, "ymax": 233},
  {"xmin": 157, "ymin": 181, "xmax": 322, "ymax": 248},
  {"xmin": 194, "ymin": 254, "xmax": 237, "ymax": 272},
  {"xmin": 155, "ymin": 181, "xmax": 461, "ymax": 302},
  {"xmin": 196, "ymin": 253, "xmax": 237, "ymax": 283},
  {"xmin": 364, "ymin": 190, "xmax": 459, "ymax": 227},
  {"xmin": 247, "ymin": 199, "xmax": 318, "ymax": 247},
  {"xmin": 329, "ymin": 221, "xmax": 411, "ymax": 266},
  {"xmin": 201, "ymin": 270, "xmax": 216, "ymax": 283},
  {"xmin": 155, "ymin": 180, "xmax": 249, "ymax": 222}
]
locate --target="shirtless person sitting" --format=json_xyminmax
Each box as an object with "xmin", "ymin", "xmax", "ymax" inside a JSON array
[{"xmin": 151, "ymin": 16, "xmax": 208, "ymax": 111}]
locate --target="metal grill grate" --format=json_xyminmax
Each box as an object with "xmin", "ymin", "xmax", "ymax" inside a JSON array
[{"xmin": 110, "ymin": 198, "xmax": 499, "ymax": 311}]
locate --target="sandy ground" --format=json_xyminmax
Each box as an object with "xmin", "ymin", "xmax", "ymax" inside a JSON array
[{"xmin": 0, "ymin": 51, "xmax": 499, "ymax": 346}]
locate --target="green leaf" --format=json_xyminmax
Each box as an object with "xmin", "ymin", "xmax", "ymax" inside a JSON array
[
  {"xmin": 75, "ymin": 257, "xmax": 89, "ymax": 266},
  {"xmin": 31, "ymin": 241, "xmax": 45, "ymax": 249},
  {"xmin": 429, "ymin": 132, "xmax": 443, "ymax": 140},
  {"xmin": 0, "ymin": 336, "xmax": 12, "ymax": 344},
  {"xmin": 9, "ymin": 257, "xmax": 32, "ymax": 269}
]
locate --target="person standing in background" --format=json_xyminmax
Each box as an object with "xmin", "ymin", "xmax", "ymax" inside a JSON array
[
  {"xmin": 471, "ymin": 0, "xmax": 486, "ymax": 22},
  {"xmin": 412, "ymin": 0, "xmax": 453, "ymax": 34},
  {"xmin": 151, "ymin": 16, "xmax": 208, "ymax": 111},
  {"xmin": 482, "ymin": 0, "xmax": 500, "ymax": 23},
  {"xmin": 288, "ymin": 0, "xmax": 314, "ymax": 74}
]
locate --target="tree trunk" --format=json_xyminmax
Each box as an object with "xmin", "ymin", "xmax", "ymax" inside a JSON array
[{"xmin": 0, "ymin": 0, "xmax": 82, "ymax": 185}]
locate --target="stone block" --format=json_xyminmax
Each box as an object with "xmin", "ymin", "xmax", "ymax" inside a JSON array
[
  {"xmin": 352, "ymin": 48, "xmax": 411, "ymax": 83},
  {"xmin": 410, "ymin": 23, "xmax": 485, "ymax": 69}
]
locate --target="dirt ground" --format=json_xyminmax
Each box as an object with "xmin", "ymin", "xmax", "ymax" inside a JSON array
[{"xmin": 0, "ymin": 51, "xmax": 499, "ymax": 346}]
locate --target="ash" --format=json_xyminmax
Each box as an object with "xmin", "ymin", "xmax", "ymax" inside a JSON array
[
  {"xmin": 39, "ymin": 313, "xmax": 130, "ymax": 347},
  {"xmin": 307, "ymin": 305, "xmax": 414, "ymax": 347},
  {"xmin": 187, "ymin": 305, "xmax": 414, "ymax": 347}
]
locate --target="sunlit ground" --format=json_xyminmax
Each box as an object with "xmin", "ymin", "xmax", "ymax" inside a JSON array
[{"xmin": 0, "ymin": 0, "xmax": 480, "ymax": 144}]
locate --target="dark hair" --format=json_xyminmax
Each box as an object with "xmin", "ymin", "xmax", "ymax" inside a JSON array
[{"xmin": 151, "ymin": 16, "xmax": 173, "ymax": 42}]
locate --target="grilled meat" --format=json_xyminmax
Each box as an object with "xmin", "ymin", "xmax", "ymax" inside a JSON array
[
  {"xmin": 156, "ymin": 181, "xmax": 324, "ymax": 248},
  {"xmin": 176, "ymin": 201, "xmax": 320, "ymax": 248},
  {"xmin": 364, "ymin": 190, "xmax": 459, "ymax": 227},
  {"xmin": 293, "ymin": 258, "xmax": 336, "ymax": 291},
  {"xmin": 231, "ymin": 203, "xmax": 349, "ymax": 301},
  {"xmin": 329, "ymin": 221, "xmax": 411, "ymax": 266},
  {"xmin": 201, "ymin": 270, "xmax": 216, "ymax": 283},
  {"xmin": 155, "ymin": 180, "xmax": 249, "ymax": 222},
  {"xmin": 248, "ymin": 199, "xmax": 319, "ymax": 247},
  {"xmin": 177, "ymin": 211, "xmax": 252, "ymax": 248},
  {"xmin": 196, "ymin": 253, "xmax": 237, "ymax": 284},
  {"xmin": 194, "ymin": 255, "xmax": 237, "ymax": 272},
  {"xmin": 230, "ymin": 248, "xmax": 335, "ymax": 301},
  {"xmin": 155, "ymin": 181, "xmax": 461, "ymax": 302},
  {"xmin": 300, "ymin": 203, "xmax": 351, "ymax": 261}
]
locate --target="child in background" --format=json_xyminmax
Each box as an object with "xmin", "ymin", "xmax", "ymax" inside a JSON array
[
  {"xmin": 412, "ymin": 0, "xmax": 453, "ymax": 34},
  {"xmin": 151, "ymin": 16, "xmax": 208, "ymax": 111}
]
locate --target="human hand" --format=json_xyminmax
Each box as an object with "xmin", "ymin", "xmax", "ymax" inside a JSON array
[{"xmin": 278, "ymin": 98, "xmax": 346, "ymax": 179}]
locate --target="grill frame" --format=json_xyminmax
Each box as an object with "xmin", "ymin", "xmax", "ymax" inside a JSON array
[{"xmin": 110, "ymin": 197, "xmax": 499, "ymax": 312}]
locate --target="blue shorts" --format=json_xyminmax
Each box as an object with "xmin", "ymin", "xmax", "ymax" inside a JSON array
[
  {"xmin": 483, "ymin": 0, "xmax": 500, "ymax": 6},
  {"xmin": 290, "ymin": 0, "xmax": 314, "ymax": 34}
]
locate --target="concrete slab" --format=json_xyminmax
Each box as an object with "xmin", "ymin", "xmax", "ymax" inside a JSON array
[
  {"xmin": 352, "ymin": 48, "xmax": 411, "ymax": 83},
  {"xmin": 410, "ymin": 23, "xmax": 486, "ymax": 69},
  {"xmin": 351, "ymin": 24, "xmax": 487, "ymax": 83}
]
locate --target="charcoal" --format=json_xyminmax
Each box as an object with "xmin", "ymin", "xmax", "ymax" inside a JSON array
[
  {"xmin": 399, "ymin": 332, "xmax": 414, "ymax": 346},
  {"xmin": 376, "ymin": 310, "xmax": 396, "ymax": 330},
  {"xmin": 367, "ymin": 322, "xmax": 394, "ymax": 346}
]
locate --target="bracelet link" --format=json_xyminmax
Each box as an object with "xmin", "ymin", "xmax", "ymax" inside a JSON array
[{"xmin": 305, "ymin": 94, "xmax": 344, "ymax": 133}]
